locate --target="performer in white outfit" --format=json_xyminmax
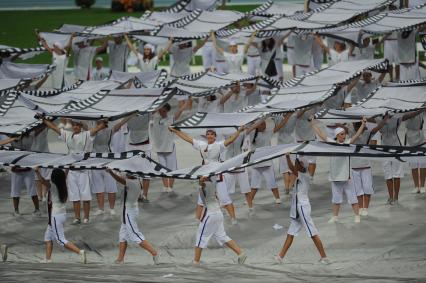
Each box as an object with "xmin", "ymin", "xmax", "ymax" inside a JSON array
[
  {"xmin": 107, "ymin": 170, "xmax": 159, "ymax": 265},
  {"xmin": 35, "ymin": 168, "xmax": 87, "ymax": 264},
  {"xmin": 397, "ymin": 29, "xmax": 421, "ymax": 81},
  {"xmin": 293, "ymin": 34, "xmax": 314, "ymax": 77},
  {"xmin": 72, "ymin": 38, "xmax": 107, "ymax": 81},
  {"xmin": 169, "ymin": 126, "xmax": 245, "ymax": 224},
  {"xmin": 384, "ymin": 29, "xmax": 400, "ymax": 81},
  {"xmin": 31, "ymin": 126, "xmax": 51, "ymax": 203},
  {"xmin": 275, "ymin": 154, "xmax": 329, "ymax": 265},
  {"xmin": 41, "ymin": 117, "xmax": 107, "ymax": 224},
  {"xmin": 91, "ymin": 57, "xmax": 109, "ymax": 81},
  {"xmin": 36, "ymin": 30, "xmax": 74, "ymax": 89},
  {"xmin": 311, "ymin": 118, "xmax": 366, "ymax": 223},
  {"xmin": 244, "ymin": 31, "xmax": 262, "ymax": 75},
  {"xmin": 314, "ymin": 35, "xmax": 354, "ymax": 66},
  {"xmin": 124, "ymin": 34, "xmax": 172, "ymax": 73},
  {"xmin": 108, "ymin": 36, "xmax": 129, "ymax": 72},
  {"xmin": 194, "ymin": 176, "xmax": 247, "ymax": 265}
]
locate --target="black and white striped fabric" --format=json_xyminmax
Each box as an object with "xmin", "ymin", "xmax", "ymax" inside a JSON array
[
  {"xmin": 0, "ymin": 79, "xmax": 25, "ymax": 96},
  {"xmin": 109, "ymin": 69, "xmax": 168, "ymax": 88},
  {"xmin": 83, "ymin": 16, "xmax": 159, "ymax": 36},
  {"xmin": 315, "ymin": 80, "xmax": 426, "ymax": 123},
  {"xmin": 249, "ymin": 1, "xmax": 305, "ymax": 17},
  {"xmin": 0, "ymin": 61, "xmax": 55, "ymax": 80},
  {"xmin": 165, "ymin": 0, "xmax": 220, "ymax": 13},
  {"xmin": 0, "ymin": 45, "xmax": 46, "ymax": 60},
  {"xmin": 38, "ymin": 31, "xmax": 102, "ymax": 49},
  {"xmin": 21, "ymin": 81, "xmax": 83, "ymax": 97},
  {"xmin": 162, "ymin": 71, "xmax": 257, "ymax": 97}
]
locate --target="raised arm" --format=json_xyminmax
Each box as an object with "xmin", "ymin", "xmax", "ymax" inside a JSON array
[
  {"xmin": 314, "ymin": 35, "xmax": 329, "ymax": 53},
  {"xmin": 174, "ymin": 99, "xmax": 190, "ymax": 120},
  {"xmin": 350, "ymin": 117, "xmax": 367, "ymax": 144},
  {"xmin": 371, "ymin": 113, "xmax": 389, "ymax": 134},
  {"xmin": 193, "ymin": 36, "xmax": 209, "ymax": 54},
  {"xmin": 89, "ymin": 119, "xmax": 108, "ymax": 136},
  {"xmin": 310, "ymin": 117, "xmax": 328, "ymax": 141},
  {"xmin": 106, "ymin": 169, "xmax": 126, "ymax": 185},
  {"xmin": 0, "ymin": 136, "xmax": 17, "ymax": 146},
  {"xmin": 285, "ymin": 153, "xmax": 298, "ymax": 176},
  {"xmin": 41, "ymin": 117, "xmax": 61, "ymax": 135},
  {"xmin": 96, "ymin": 38, "xmax": 108, "ymax": 54},
  {"xmin": 377, "ymin": 72, "xmax": 386, "ymax": 83},
  {"xmin": 402, "ymin": 109, "xmax": 425, "ymax": 122},
  {"xmin": 65, "ymin": 33, "xmax": 76, "ymax": 56},
  {"xmin": 210, "ymin": 31, "xmax": 225, "ymax": 56},
  {"xmin": 219, "ymin": 84, "xmax": 239, "ymax": 105},
  {"xmin": 113, "ymin": 113, "xmax": 136, "ymax": 133},
  {"xmin": 243, "ymin": 31, "xmax": 258, "ymax": 54},
  {"xmin": 245, "ymin": 118, "xmax": 265, "ymax": 134},
  {"xmin": 168, "ymin": 126, "xmax": 193, "ymax": 144},
  {"xmin": 224, "ymin": 126, "xmax": 245, "ymax": 147},
  {"xmin": 34, "ymin": 167, "xmax": 51, "ymax": 188},
  {"xmin": 35, "ymin": 29, "xmax": 53, "ymax": 53},
  {"xmin": 273, "ymin": 112, "xmax": 292, "ymax": 133},
  {"xmin": 158, "ymin": 37, "xmax": 174, "ymax": 60},
  {"xmin": 124, "ymin": 34, "xmax": 139, "ymax": 56},
  {"xmin": 346, "ymin": 75, "xmax": 361, "ymax": 93}
]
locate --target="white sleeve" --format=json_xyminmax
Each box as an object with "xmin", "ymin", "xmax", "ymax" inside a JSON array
[
  {"xmin": 192, "ymin": 139, "xmax": 206, "ymax": 151},
  {"xmin": 59, "ymin": 129, "xmax": 68, "ymax": 141},
  {"xmin": 218, "ymin": 140, "xmax": 226, "ymax": 152}
]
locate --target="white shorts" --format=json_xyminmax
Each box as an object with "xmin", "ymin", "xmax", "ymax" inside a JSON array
[
  {"xmin": 295, "ymin": 65, "xmax": 314, "ymax": 77},
  {"xmin": 11, "ymin": 171, "xmax": 37, "ymax": 198},
  {"xmin": 331, "ymin": 180, "xmax": 358, "ymax": 204},
  {"xmin": 250, "ymin": 166, "xmax": 277, "ymax": 190},
  {"xmin": 409, "ymin": 161, "xmax": 426, "ymax": 169},
  {"xmin": 287, "ymin": 204, "xmax": 318, "ymax": 237},
  {"xmin": 224, "ymin": 171, "xmax": 251, "ymax": 194},
  {"xmin": 90, "ymin": 170, "xmax": 118, "ymax": 194},
  {"xmin": 34, "ymin": 168, "xmax": 52, "ymax": 181},
  {"xmin": 247, "ymin": 56, "xmax": 261, "ymax": 75},
  {"xmin": 313, "ymin": 53, "xmax": 323, "ymax": 71},
  {"xmin": 215, "ymin": 61, "xmax": 229, "ymax": 74},
  {"xmin": 351, "ymin": 168, "xmax": 374, "ymax": 196},
  {"xmin": 383, "ymin": 160, "xmax": 404, "ymax": 180},
  {"xmin": 195, "ymin": 212, "xmax": 231, "ymax": 249},
  {"xmin": 274, "ymin": 58, "xmax": 284, "ymax": 78},
  {"xmin": 287, "ymin": 48, "xmax": 295, "ymax": 65},
  {"xmin": 44, "ymin": 213, "xmax": 68, "ymax": 247},
  {"xmin": 279, "ymin": 155, "xmax": 295, "ymax": 174},
  {"xmin": 119, "ymin": 208, "xmax": 145, "ymax": 244},
  {"xmin": 400, "ymin": 63, "xmax": 421, "ymax": 81},
  {"xmin": 304, "ymin": 155, "xmax": 316, "ymax": 164},
  {"xmin": 202, "ymin": 45, "xmax": 214, "ymax": 70},
  {"xmin": 384, "ymin": 40, "xmax": 398, "ymax": 64},
  {"xmin": 67, "ymin": 170, "xmax": 92, "ymax": 202},
  {"xmin": 157, "ymin": 148, "xmax": 177, "ymax": 171},
  {"xmin": 111, "ymin": 128, "xmax": 127, "ymax": 153}
]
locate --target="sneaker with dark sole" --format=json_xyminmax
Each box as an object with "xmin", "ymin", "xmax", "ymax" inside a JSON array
[
  {"xmin": 79, "ymin": 250, "xmax": 87, "ymax": 264},
  {"xmin": 237, "ymin": 253, "xmax": 247, "ymax": 264}
]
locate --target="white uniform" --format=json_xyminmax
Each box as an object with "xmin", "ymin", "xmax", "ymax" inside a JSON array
[
  {"xmin": 397, "ymin": 30, "xmax": 420, "ymax": 80},
  {"xmin": 44, "ymin": 184, "xmax": 68, "ymax": 247},
  {"xmin": 294, "ymin": 35, "xmax": 314, "ymax": 77},
  {"xmin": 59, "ymin": 129, "xmax": 93, "ymax": 201},
  {"xmin": 328, "ymin": 49, "xmax": 349, "ymax": 66},
  {"xmin": 91, "ymin": 67, "xmax": 109, "ymax": 81},
  {"xmin": 136, "ymin": 54, "xmax": 158, "ymax": 72},
  {"xmin": 196, "ymin": 178, "xmax": 232, "ymax": 249},
  {"xmin": 169, "ymin": 43, "xmax": 193, "ymax": 77},
  {"xmin": 312, "ymin": 39, "xmax": 323, "ymax": 71},
  {"xmin": 275, "ymin": 115, "xmax": 297, "ymax": 173},
  {"xmin": 31, "ymin": 129, "xmax": 52, "ymax": 181},
  {"xmin": 384, "ymin": 32, "xmax": 398, "ymax": 64},
  {"xmin": 405, "ymin": 113, "xmax": 425, "ymax": 169},
  {"xmin": 246, "ymin": 44, "xmax": 261, "ymax": 75},
  {"xmin": 11, "ymin": 136, "xmax": 37, "ymax": 198},
  {"xmin": 286, "ymin": 34, "xmax": 296, "ymax": 66},
  {"xmin": 223, "ymin": 91, "xmax": 247, "ymax": 113},
  {"xmin": 150, "ymin": 114, "xmax": 177, "ymax": 170},
  {"xmin": 350, "ymin": 127, "xmax": 374, "ymax": 196},
  {"xmin": 327, "ymin": 137, "xmax": 358, "ymax": 204},
  {"xmin": 274, "ymin": 35, "xmax": 285, "ymax": 79},
  {"xmin": 295, "ymin": 108, "xmax": 317, "ymax": 164},
  {"xmin": 108, "ymin": 41, "xmax": 129, "ymax": 72},
  {"xmin": 223, "ymin": 52, "xmax": 244, "ymax": 74},
  {"xmin": 349, "ymin": 80, "xmax": 379, "ymax": 104},
  {"xmin": 72, "ymin": 45, "xmax": 97, "ymax": 81},
  {"xmin": 126, "ymin": 115, "xmax": 153, "ymax": 176},
  {"xmin": 224, "ymin": 134, "xmax": 250, "ymax": 195},
  {"xmin": 202, "ymin": 40, "xmax": 215, "ymax": 70},
  {"xmin": 193, "ymin": 139, "xmax": 232, "ymax": 206},
  {"xmin": 250, "ymin": 126, "xmax": 277, "ymax": 190},
  {"xmin": 119, "ymin": 178, "xmax": 145, "ymax": 244},
  {"xmin": 51, "ymin": 52, "xmax": 68, "ymax": 89},
  {"xmin": 288, "ymin": 171, "xmax": 318, "ymax": 237},
  {"xmin": 379, "ymin": 116, "xmax": 405, "ymax": 179}
]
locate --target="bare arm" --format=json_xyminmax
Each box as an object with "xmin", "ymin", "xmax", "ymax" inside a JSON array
[
  {"xmin": 34, "ymin": 167, "xmax": 51, "ymax": 188},
  {"xmin": 210, "ymin": 31, "xmax": 225, "ymax": 56},
  {"xmin": 89, "ymin": 120, "xmax": 108, "ymax": 136},
  {"xmin": 245, "ymin": 118, "xmax": 265, "ymax": 134},
  {"xmin": 112, "ymin": 113, "xmax": 136, "ymax": 133},
  {"xmin": 35, "ymin": 29, "xmax": 53, "ymax": 53},
  {"xmin": 310, "ymin": 118, "xmax": 328, "ymax": 141},
  {"xmin": 174, "ymin": 99, "xmax": 190, "ymax": 120},
  {"xmin": 314, "ymin": 35, "xmax": 329, "ymax": 53},
  {"xmin": 65, "ymin": 33, "xmax": 76, "ymax": 56},
  {"xmin": 371, "ymin": 114, "xmax": 389, "ymax": 134},
  {"xmin": 377, "ymin": 72, "xmax": 386, "ymax": 83},
  {"xmin": 402, "ymin": 109, "xmax": 424, "ymax": 122},
  {"xmin": 273, "ymin": 112, "xmax": 292, "ymax": 133},
  {"xmin": 286, "ymin": 153, "xmax": 298, "ymax": 176},
  {"xmin": 350, "ymin": 117, "xmax": 367, "ymax": 143},
  {"xmin": 124, "ymin": 34, "xmax": 139, "ymax": 56},
  {"xmin": 106, "ymin": 169, "xmax": 126, "ymax": 185},
  {"xmin": 220, "ymin": 84, "xmax": 239, "ymax": 105},
  {"xmin": 193, "ymin": 36, "xmax": 209, "ymax": 54},
  {"xmin": 42, "ymin": 118, "xmax": 61, "ymax": 135},
  {"xmin": 243, "ymin": 31, "xmax": 257, "ymax": 54},
  {"xmin": 96, "ymin": 38, "xmax": 108, "ymax": 54},
  {"xmin": 0, "ymin": 136, "xmax": 17, "ymax": 146},
  {"xmin": 224, "ymin": 126, "xmax": 244, "ymax": 147},
  {"xmin": 168, "ymin": 126, "xmax": 193, "ymax": 144},
  {"xmin": 158, "ymin": 37, "xmax": 174, "ymax": 60},
  {"xmin": 346, "ymin": 75, "xmax": 361, "ymax": 93}
]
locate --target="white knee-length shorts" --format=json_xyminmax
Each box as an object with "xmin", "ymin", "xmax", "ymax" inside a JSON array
[
  {"xmin": 250, "ymin": 166, "xmax": 277, "ymax": 190},
  {"xmin": 224, "ymin": 170, "xmax": 251, "ymax": 194},
  {"xmin": 351, "ymin": 168, "xmax": 374, "ymax": 196},
  {"xmin": 44, "ymin": 213, "xmax": 68, "ymax": 247},
  {"xmin": 119, "ymin": 208, "xmax": 145, "ymax": 244},
  {"xmin": 202, "ymin": 45, "xmax": 215, "ymax": 70},
  {"xmin": 288, "ymin": 204, "xmax": 318, "ymax": 237},
  {"xmin": 331, "ymin": 180, "xmax": 358, "ymax": 204},
  {"xmin": 195, "ymin": 212, "xmax": 231, "ymax": 249},
  {"xmin": 90, "ymin": 170, "xmax": 118, "ymax": 194},
  {"xmin": 157, "ymin": 148, "xmax": 178, "ymax": 171},
  {"xmin": 67, "ymin": 170, "xmax": 92, "ymax": 202},
  {"xmin": 11, "ymin": 171, "xmax": 37, "ymax": 198},
  {"xmin": 247, "ymin": 56, "xmax": 261, "ymax": 75},
  {"xmin": 383, "ymin": 160, "xmax": 404, "ymax": 180}
]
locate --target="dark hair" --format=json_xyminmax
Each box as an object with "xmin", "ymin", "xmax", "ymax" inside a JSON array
[
  {"xmin": 262, "ymin": 38, "xmax": 275, "ymax": 52},
  {"xmin": 50, "ymin": 169, "xmax": 68, "ymax": 204},
  {"xmin": 401, "ymin": 31, "xmax": 412, "ymax": 39},
  {"xmin": 143, "ymin": 51, "xmax": 154, "ymax": 61},
  {"xmin": 162, "ymin": 103, "xmax": 171, "ymax": 112}
]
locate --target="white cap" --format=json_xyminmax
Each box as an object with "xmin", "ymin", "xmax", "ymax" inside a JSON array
[
  {"xmin": 95, "ymin": 57, "xmax": 103, "ymax": 62},
  {"xmin": 144, "ymin": 43, "xmax": 155, "ymax": 53},
  {"xmin": 53, "ymin": 41, "xmax": 63, "ymax": 49},
  {"xmin": 334, "ymin": 127, "xmax": 345, "ymax": 137},
  {"xmin": 229, "ymin": 40, "xmax": 237, "ymax": 46}
]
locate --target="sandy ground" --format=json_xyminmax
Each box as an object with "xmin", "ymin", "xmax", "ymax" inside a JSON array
[{"xmin": 1, "ymin": 67, "xmax": 426, "ymax": 282}]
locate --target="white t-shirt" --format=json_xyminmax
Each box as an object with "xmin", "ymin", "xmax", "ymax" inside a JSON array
[
  {"xmin": 169, "ymin": 43, "xmax": 193, "ymax": 77},
  {"xmin": 294, "ymin": 35, "xmax": 314, "ymax": 66},
  {"xmin": 350, "ymin": 80, "xmax": 379, "ymax": 104},
  {"xmin": 379, "ymin": 116, "xmax": 401, "ymax": 146},
  {"xmin": 136, "ymin": 53, "xmax": 158, "ymax": 72},
  {"xmin": 251, "ymin": 126, "xmax": 273, "ymax": 168},
  {"xmin": 397, "ymin": 30, "xmax": 417, "ymax": 64},
  {"xmin": 223, "ymin": 52, "xmax": 244, "ymax": 74},
  {"xmin": 72, "ymin": 45, "xmax": 97, "ymax": 81},
  {"xmin": 326, "ymin": 137, "xmax": 350, "ymax": 181},
  {"xmin": 127, "ymin": 114, "xmax": 150, "ymax": 145},
  {"xmin": 329, "ymin": 49, "xmax": 349, "ymax": 66},
  {"xmin": 150, "ymin": 114, "xmax": 175, "ymax": 153},
  {"xmin": 223, "ymin": 91, "xmax": 247, "ymax": 113},
  {"xmin": 51, "ymin": 52, "xmax": 68, "ymax": 89},
  {"xmin": 91, "ymin": 67, "xmax": 109, "ymax": 81},
  {"xmin": 59, "ymin": 129, "xmax": 94, "ymax": 154},
  {"xmin": 108, "ymin": 41, "xmax": 129, "ymax": 72},
  {"xmin": 405, "ymin": 113, "xmax": 424, "ymax": 146},
  {"xmin": 295, "ymin": 108, "xmax": 317, "ymax": 142},
  {"xmin": 124, "ymin": 178, "xmax": 141, "ymax": 209},
  {"xmin": 50, "ymin": 184, "xmax": 67, "ymax": 215},
  {"xmin": 193, "ymin": 139, "xmax": 225, "ymax": 165},
  {"xmin": 93, "ymin": 128, "xmax": 112, "ymax": 152},
  {"xmin": 275, "ymin": 115, "xmax": 297, "ymax": 144}
]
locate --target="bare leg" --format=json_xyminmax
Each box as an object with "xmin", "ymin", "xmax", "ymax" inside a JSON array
[
  {"xmin": 421, "ymin": 168, "xmax": 426, "ymax": 188},
  {"xmin": 195, "ymin": 205, "xmax": 203, "ymax": 220},
  {"xmin": 45, "ymin": 241, "xmax": 53, "ymax": 260},
  {"xmin": 73, "ymin": 201, "xmax": 81, "ymax": 219},
  {"xmin": 244, "ymin": 193, "xmax": 252, "ymax": 209},
  {"xmin": 142, "ymin": 179, "xmax": 150, "ymax": 198},
  {"xmin": 386, "ymin": 179, "xmax": 394, "ymax": 201},
  {"xmin": 140, "ymin": 240, "xmax": 157, "ymax": 256},
  {"xmin": 291, "ymin": 65, "xmax": 296, "ymax": 78},
  {"xmin": 161, "ymin": 178, "xmax": 168, "ymax": 188},
  {"xmin": 394, "ymin": 178, "xmax": 401, "ymax": 200},
  {"xmin": 278, "ymin": 234, "xmax": 294, "ymax": 259},
  {"xmin": 108, "ymin": 193, "xmax": 116, "ymax": 209},
  {"xmin": 83, "ymin": 201, "xmax": 90, "ymax": 220},
  {"xmin": 308, "ymin": 163, "xmax": 316, "ymax": 178},
  {"xmin": 250, "ymin": 188, "xmax": 258, "ymax": 202},
  {"xmin": 364, "ymin": 194, "xmax": 371, "ymax": 208},
  {"xmin": 271, "ymin": 188, "xmax": 280, "ymax": 200},
  {"xmin": 169, "ymin": 178, "xmax": 175, "ymax": 188},
  {"xmin": 332, "ymin": 203, "xmax": 340, "ymax": 217},
  {"xmin": 116, "ymin": 241, "xmax": 127, "ymax": 262},
  {"xmin": 357, "ymin": 196, "xmax": 364, "ymax": 209},
  {"xmin": 64, "ymin": 242, "xmax": 81, "ymax": 254},
  {"xmin": 36, "ymin": 180, "xmax": 43, "ymax": 200},
  {"xmin": 194, "ymin": 247, "xmax": 203, "ymax": 263},
  {"xmin": 31, "ymin": 196, "xmax": 40, "ymax": 211},
  {"xmin": 283, "ymin": 173, "xmax": 291, "ymax": 194},
  {"xmin": 12, "ymin": 197, "xmax": 19, "ymax": 212},
  {"xmin": 96, "ymin": 193, "xmax": 105, "ymax": 211},
  {"xmin": 411, "ymin": 168, "xmax": 420, "ymax": 188},
  {"xmin": 224, "ymin": 204, "xmax": 236, "ymax": 220},
  {"xmin": 225, "ymin": 240, "xmax": 242, "ymax": 255},
  {"xmin": 311, "ymin": 235, "xmax": 327, "ymax": 258},
  {"xmin": 351, "ymin": 203, "xmax": 360, "ymax": 215}
]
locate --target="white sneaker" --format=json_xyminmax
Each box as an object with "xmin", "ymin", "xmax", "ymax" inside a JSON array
[
  {"xmin": 411, "ymin": 187, "xmax": 420, "ymax": 194},
  {"xmin": 0, "ymin": 244, "xmax": 7, "ymax": 262},
  {"xmin": 274, "ymin": 255, "xmax": 283, "ymax": 264},
  {"xmin": 83, "ymin": 218, "xmax": 89, "ymax": 224},
  {"xmin": 237, "ymin": 253, "xmax": 247, "ymax": 264},
  {"xmin": 231, "ymin": 218, "xmax": 238, "ymax": 225},
  {"xmin": 93, "ymin": 209, "xmax": 104, "ymax": 216},
  {"xmin": 79, "ymin": 250, "xmax": 87, "ymax": 264},
  {"xmin": 248, "ymin": 208, "xmax": 255, "ymax": 218},
  {"xmin": 328, "ymin": 216, "xmax": 338, "ymax": 223},
  {"xmin": 32, "ymin": 209, "xmax": 42, "ymax": 217},
  {"xmin": 354, "ymin": 215, "xmax": 361, "ymax": 223},
  {"xmin": 165, "ymin": 187, "xmax": 173, "ymax": 193},
  {"xmin": 275, "ymin": 198, "xmax": 282, "ymax": 205},
  {"xmin": 72, "ymin": 218, "xmax": 81, "ymax": 225},
  {"xmin": 162, "ymin": 187, "xmax": 168, "ymax": 193},
  {"xmin": 360, "ymin": 208, "xmax": 368, "ymax": 217},
  {"xmin": 40, "ymin": 258, "xmax": 52, "ymax": 264},
  {"xmin": 114, "ymin": 259, "xmax": 124, "ymax": 264},
  {"xmin": 319, "ymin": 257, "xmax": 331, "ymax": 265},
  {"xmin": 420, "ymin": 187, "xmax": 426, "ymax": 194},
  {"xmin": 110, "ymin": 209, "xmax": 116, "ymax": 216},
  {"xmin": 153, "ymin": 254, "xmax": 160, "ymax": 265}
]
